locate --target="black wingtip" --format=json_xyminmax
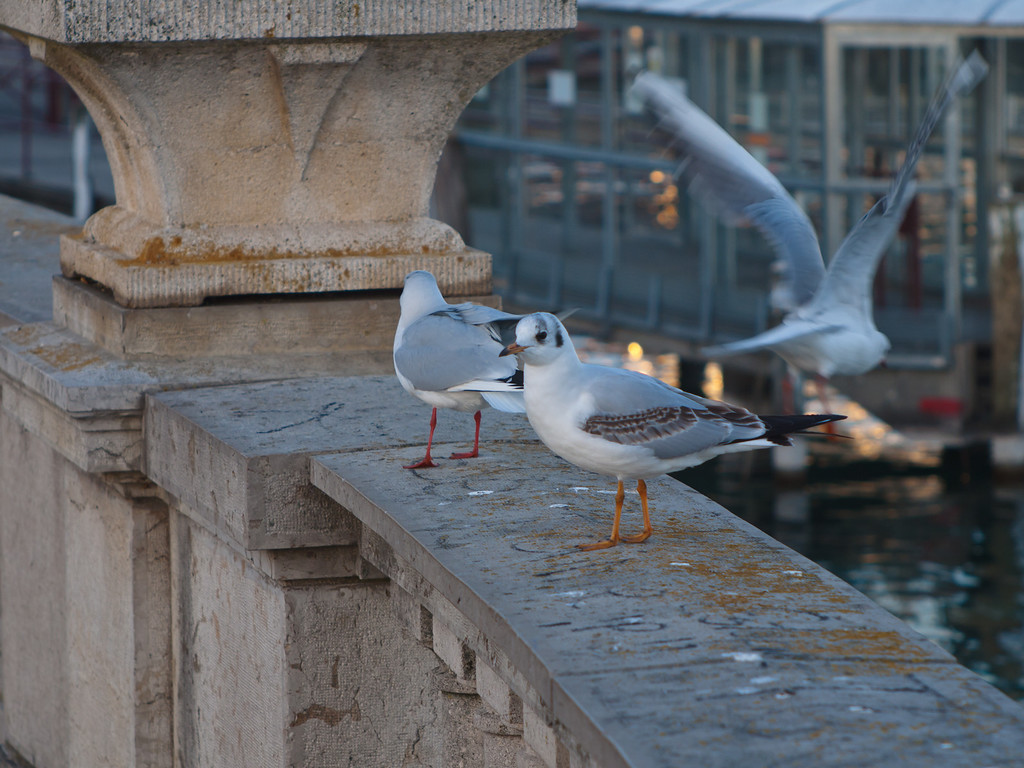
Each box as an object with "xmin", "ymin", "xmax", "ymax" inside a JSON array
[{"xmin": 759, "ymin": 413, "xmax": 847, "ymax": 446}]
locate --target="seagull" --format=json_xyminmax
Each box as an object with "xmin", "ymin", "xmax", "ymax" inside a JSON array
[
  {"xmin": 501, "ymin": 312, "xmax": 844, "ymax": 550},
  {"xmin": 631, "ymin": 54, "xmax": 988, "ymax": 413},
  {"xmin": 394, "ymin": 270, "xmax": 526, "ymax": 469}
]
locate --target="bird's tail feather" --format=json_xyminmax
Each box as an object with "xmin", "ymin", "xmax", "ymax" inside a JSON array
[
  {"xmin": 481, "ymin": 391, "xmax": 527, "ymax": 413},
  {"xmin": 757, "ymin": 413, "xmax": 847, "ymax": 446}
]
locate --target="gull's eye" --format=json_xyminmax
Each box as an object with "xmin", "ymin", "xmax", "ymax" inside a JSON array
[{"xmin": 536, "ymin": 330, "xmax": 548, "ymax": 342}]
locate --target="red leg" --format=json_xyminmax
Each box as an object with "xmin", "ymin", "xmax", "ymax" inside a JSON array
[
  {"xmin": 404, "ymin": 408, "xmax": 440, "ymax": 469},
  {"xmin": 579, "ymin": 481, "xmax": 624, "ymax": 551},
  {"xmin": 621, "ymin": 479, "xmax": 653, "ymax": 543},
  {"xmin": 781, "ymin": 371, "xmax": 795, "ymax": 414},
  {"xmin": 450, "ymin": 410, "xmax": 482, "ymax": 459}
]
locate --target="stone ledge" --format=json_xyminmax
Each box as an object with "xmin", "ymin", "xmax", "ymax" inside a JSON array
[
  {"xmin": 310, "ymin": 436, "xmax": 1024, "ymax": 767},
  {"xmin": 145, "ymin": 375, "xmax": 533, "ymax": 550},
  {"xmin": 0, "ymin": 195, "xmax": 76, "ymax": 325},
  {"xmin": 1, "ymin": 0, "xmax": 577, "ymax": 44},
  {"xmin": 0, "ymin": 376, "xmax": 141, "ymax": 473},
  {"xmin": 0, "ymin": 321, "xmax": 400, "ymax": 476}
]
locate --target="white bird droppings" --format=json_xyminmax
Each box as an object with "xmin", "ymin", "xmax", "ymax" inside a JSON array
[{"xmin": 720, "ymin": 652, "xmax": 763, "ymax": 663}]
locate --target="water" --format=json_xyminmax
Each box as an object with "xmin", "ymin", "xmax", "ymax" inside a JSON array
[{"xmin": 677, "ymin": 454, "xmax": 1024, "ymax": 702}]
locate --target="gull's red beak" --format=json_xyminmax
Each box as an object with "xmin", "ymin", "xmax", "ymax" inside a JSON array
[{"xmin": 500, "ymin": 343, "xmax": 526, "ymax": 357}]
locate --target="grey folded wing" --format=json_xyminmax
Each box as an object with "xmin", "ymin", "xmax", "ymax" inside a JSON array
[
  {"xmin": 395, "ymin": 314, "xmax": 518, "ymax": 392},
  {"xmin": 580, "ymin": 366, "xmax": 767, "ymax": 460}
]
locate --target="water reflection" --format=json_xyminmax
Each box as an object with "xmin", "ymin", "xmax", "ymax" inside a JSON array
[{"xmin": 680, "ymin": 460, "xmax": 1024, "ymax": 701}]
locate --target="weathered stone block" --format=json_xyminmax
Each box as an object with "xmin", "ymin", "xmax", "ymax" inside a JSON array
[
  {"xmin": 433, "ymin": 619, "xmax": 476, "ymax": 684},
  {"xmin": 66, "ymin": 471, "xmax": 171, "ymax": 767},
  {"xmin": 477, "ymin": 658, "xmax": 523, "ymax": 725},
  {"xmin": 52, "ymin": 274, "xmax": 502, "ymax": 362},
  {"xmin": 523, "ymin": 708, "xmax": 558, "ymax": 768},
  {"xmin": 0, "ymin": 411, "xmax": 70, "ymax": 768},
  {"xmin": 0, "ymin": 411, "xmax": 173, "ymax": 768},
  {"xmin": 171, "ymin": 510, "xmax": 289, "ymax": 767},
  {"xmin": 171, "ymin": 508, "xmax": 444, "ymax": 767}
]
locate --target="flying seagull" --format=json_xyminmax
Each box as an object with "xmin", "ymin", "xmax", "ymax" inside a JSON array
[{"xmin": 631, "ymin": 53, "xmax": 988, "ymax": 412}]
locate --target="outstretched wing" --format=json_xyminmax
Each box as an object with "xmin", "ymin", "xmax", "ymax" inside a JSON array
[
  {"xmin": 810, "ymin": 51, "xmax": 988, "ymax": 315},
  {"xmin": 631, "ymin": 71, "xmax": 825, "ymax": 310}
]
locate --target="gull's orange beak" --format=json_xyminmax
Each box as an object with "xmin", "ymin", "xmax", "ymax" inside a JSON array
[{"xmin": 500, "ymin": 343, "xmax": 526, "ymax": 357}]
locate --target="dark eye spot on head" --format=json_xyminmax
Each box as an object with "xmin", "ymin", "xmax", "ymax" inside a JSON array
[
  {"xmin": 555, "ymin": 330, "xmax": 563, "ymax": 347},
  {"xmin": 536, "ymin": 330, "xmax": 548, "ymax": 342}
]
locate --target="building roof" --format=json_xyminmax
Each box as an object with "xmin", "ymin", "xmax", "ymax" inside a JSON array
[{"xmin": 578, "ymin": 0, "xmax": 1024, "ymax": 26}]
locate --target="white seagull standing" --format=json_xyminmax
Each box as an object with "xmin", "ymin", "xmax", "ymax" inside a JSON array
[
  {"xmin": 394, "ymin": 270, "xmax": 526, "ymax": 469},
  {"xmin": 631, "ymin": 54, "xmax": 988, "ymax": 412},
  {"xmin": 501, "ymin": 312, "xmax": 844, "ymax": 550}
]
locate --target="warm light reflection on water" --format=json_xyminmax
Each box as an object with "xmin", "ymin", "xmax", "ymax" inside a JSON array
[{"xmin": 805, "ymin": 382, "xmax": 942, "ymax": 466}]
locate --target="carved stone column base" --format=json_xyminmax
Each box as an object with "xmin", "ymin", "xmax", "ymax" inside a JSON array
[
  {"xmin": 60, "ymin": 209, "xmax": 491, "ymax": 308},
  {"xmin": 53, "ymin": 274, "xmax": 498, "ymax": 360}
]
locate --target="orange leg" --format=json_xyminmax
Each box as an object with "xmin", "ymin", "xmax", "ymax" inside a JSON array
[
  {"xmin": 620, "ymin": 479, "xmax": 653, "ymax": 543},
  {"xmin": 404, "ymin": 408, "xmax": 440, "ymax": 469},
  {"xmin": 450, "ymin": 410, "xmax": 482, "ymax": 459},
  {"xmin": 578, "ymin": 480, "xmax": 625, "ymax": 551}
]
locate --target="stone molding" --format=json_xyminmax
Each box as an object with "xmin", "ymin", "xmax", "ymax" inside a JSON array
[{"xmin": 1, "ymin": 0, "xmax": 577, "ymax": 43}]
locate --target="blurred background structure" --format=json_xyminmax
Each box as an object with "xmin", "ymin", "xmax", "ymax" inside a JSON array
[{"xmin": 446, "ymin": 2, "xmax": 1024, "ymax": 431}]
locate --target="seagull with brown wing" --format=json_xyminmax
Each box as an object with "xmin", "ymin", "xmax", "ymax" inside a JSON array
[{"xmin": 501, "ymin": 312, "xmax": 844, "ymax": 550}]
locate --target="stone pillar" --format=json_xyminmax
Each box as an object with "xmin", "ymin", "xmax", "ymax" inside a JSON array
[{"xmin": 4, "ymin": 0, "xmax": 573, "ymax": 339}]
